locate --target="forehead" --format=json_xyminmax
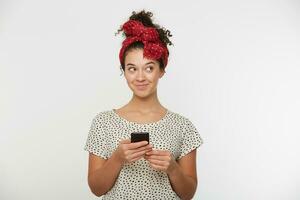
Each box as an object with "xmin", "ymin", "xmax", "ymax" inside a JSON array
[{"xmin": 124, "ymin": 49, "xmax": 159, "ymax": 66}]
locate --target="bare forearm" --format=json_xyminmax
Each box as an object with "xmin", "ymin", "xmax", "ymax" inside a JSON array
[
  {"xmin": 88, "ymin": 152, "xmax": 123, "ymax": 196},
  {"xmin": 167, "ymin": 163, "xmax": 197, "ymax": 200}
]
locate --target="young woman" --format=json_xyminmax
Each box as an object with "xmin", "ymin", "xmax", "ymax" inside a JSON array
[{"xmin": 84, "ymin": 10, "xmax": 203, "ymax": 199}]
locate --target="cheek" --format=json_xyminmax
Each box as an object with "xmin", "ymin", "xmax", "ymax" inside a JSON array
[
  {"xmin": 124, "ymin": 73, "xmax": 135, "ymax": 82},
  {"xmin": 146, "ymin": 73, "xmax": 160, "ymax": 82}
]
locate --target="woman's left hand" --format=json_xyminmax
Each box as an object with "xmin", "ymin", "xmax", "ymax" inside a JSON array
[{"xmin": 144, "ymin": 149, "xmax": 177, "ymax": 174}]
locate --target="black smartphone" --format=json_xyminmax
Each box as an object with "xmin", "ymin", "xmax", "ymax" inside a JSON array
[{"xmin": 131, "ymin": 132, "xmax": 149, "ymax": 144}]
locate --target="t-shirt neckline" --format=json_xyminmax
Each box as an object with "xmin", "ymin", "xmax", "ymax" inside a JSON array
[{"xmin": 111, "ymin": 108, "xmax": 170, "ymax": 126}]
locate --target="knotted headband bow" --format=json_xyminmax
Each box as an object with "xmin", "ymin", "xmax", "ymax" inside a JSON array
[{"xmin": 119, "ymin": 20, "xmax": 169, "ymax": 68}]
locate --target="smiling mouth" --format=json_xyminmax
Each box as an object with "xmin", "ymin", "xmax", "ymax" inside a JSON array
[{"xmin": 135, "ymin": 84, "xmax": 149, "ymax": 90}]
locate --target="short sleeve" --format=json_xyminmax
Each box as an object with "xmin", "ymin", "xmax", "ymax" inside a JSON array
[
  {"xmin": 177, "ymin": 118, "xmax": 203, "ymax": 160},
  {"xmin": 84, "ymin": 114, "xmax": 108, "ymax": 159}
]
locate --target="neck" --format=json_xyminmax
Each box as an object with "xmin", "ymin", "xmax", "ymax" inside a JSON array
[{"xmin": 126, "ymin": 90, "xmax": 164, "ymax": 112}]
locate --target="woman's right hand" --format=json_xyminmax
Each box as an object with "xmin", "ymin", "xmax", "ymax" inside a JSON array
[{"xmin": 113, "ymin": 139, "xmax": 152, "ymax": 164}]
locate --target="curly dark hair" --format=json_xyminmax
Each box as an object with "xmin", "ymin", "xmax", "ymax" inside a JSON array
[{"xmin": 115, "ymin": 10, "xmax": 173, "ymax": 73}]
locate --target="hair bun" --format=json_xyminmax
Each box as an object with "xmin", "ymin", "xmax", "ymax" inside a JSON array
[
  {"xmin": 116, "ymin": 9, "xmax": 173, "ymax": 47},
  {"xmin": 129, "ymin": 10, "xmax": 154, "ymax": 27}
]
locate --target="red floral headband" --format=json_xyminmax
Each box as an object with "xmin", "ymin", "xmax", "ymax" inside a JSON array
[{"xmin": 119, "ymin": 20, "xmax": 169, "ymax": 68}]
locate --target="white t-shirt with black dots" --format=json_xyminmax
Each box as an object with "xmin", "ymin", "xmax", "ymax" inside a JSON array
[{"xmin": 84, "ymin": 109, "xmax": 203, "ymax": 199}]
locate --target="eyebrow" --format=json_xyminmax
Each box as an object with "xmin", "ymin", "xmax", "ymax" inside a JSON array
[{"xmin": 126, "ymin": 61, "xmax": 156, "ymax": 66}]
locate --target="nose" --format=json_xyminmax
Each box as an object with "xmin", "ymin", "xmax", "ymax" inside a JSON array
[{"xmin": 136, "ymin": 69, "xmax": 145, "ymax": 81}]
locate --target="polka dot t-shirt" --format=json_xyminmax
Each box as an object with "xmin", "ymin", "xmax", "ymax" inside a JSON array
[{"xmin": 84, "ymin": 109, "xmax": 203, "ymax": 199}]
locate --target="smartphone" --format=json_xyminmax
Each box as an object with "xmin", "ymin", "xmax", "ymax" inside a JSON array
[{"xmin": 131, "ymin": 132, "xmax": 149, "ymax": 144}]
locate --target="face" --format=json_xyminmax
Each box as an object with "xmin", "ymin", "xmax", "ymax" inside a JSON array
[{"xmin": 124, "ymin": 48, "xmax": 165, "ymax": 98}]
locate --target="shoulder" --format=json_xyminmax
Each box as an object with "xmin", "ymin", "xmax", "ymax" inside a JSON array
[
  {"xmin": 91, "ymin": 110, "xmax": 113, "ymax": 123},
  {"xmin": 167, "ymin": 110, "xmax": 195, "ymax": 126},
  {"xmin": 165, "ymin": 110, "xmax": 195, "ymax": 131}
]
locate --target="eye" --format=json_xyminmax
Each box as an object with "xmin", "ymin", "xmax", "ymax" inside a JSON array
[
  {"xmin": 145, "ymin": 66, "xmax": 153, "ymax": 72},
  {"xmin": 128, "ymin": 67, "xmax": 136, "ymax": 72}
]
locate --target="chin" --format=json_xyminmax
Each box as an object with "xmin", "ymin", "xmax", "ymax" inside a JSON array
[
  {"xmin": 133, "ymin": 91, "xmax": 151, "ymax": 98},
  {"xmin": 132, "ymin": 89, "xmax": 154, "ymax": 98}
]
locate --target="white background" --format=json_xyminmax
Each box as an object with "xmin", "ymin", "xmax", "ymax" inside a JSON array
[{"xmin": 1, "ymin": 0, "xmax": 300, "ymax": 199}]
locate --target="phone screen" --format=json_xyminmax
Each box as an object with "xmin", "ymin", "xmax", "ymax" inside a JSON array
[{"xmin": 131, "ymin": 132, "xmax": 149, "ymax": 144}]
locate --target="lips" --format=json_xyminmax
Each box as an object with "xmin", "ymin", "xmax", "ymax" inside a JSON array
[{"xmin": 135, "ymin": 84, "xmax": 149, "ymax": 90}]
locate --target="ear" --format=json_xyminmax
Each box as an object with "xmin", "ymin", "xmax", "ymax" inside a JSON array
[{"xmin": 159, "ymin": 69, "xmax": 166, "ymax": 78}]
